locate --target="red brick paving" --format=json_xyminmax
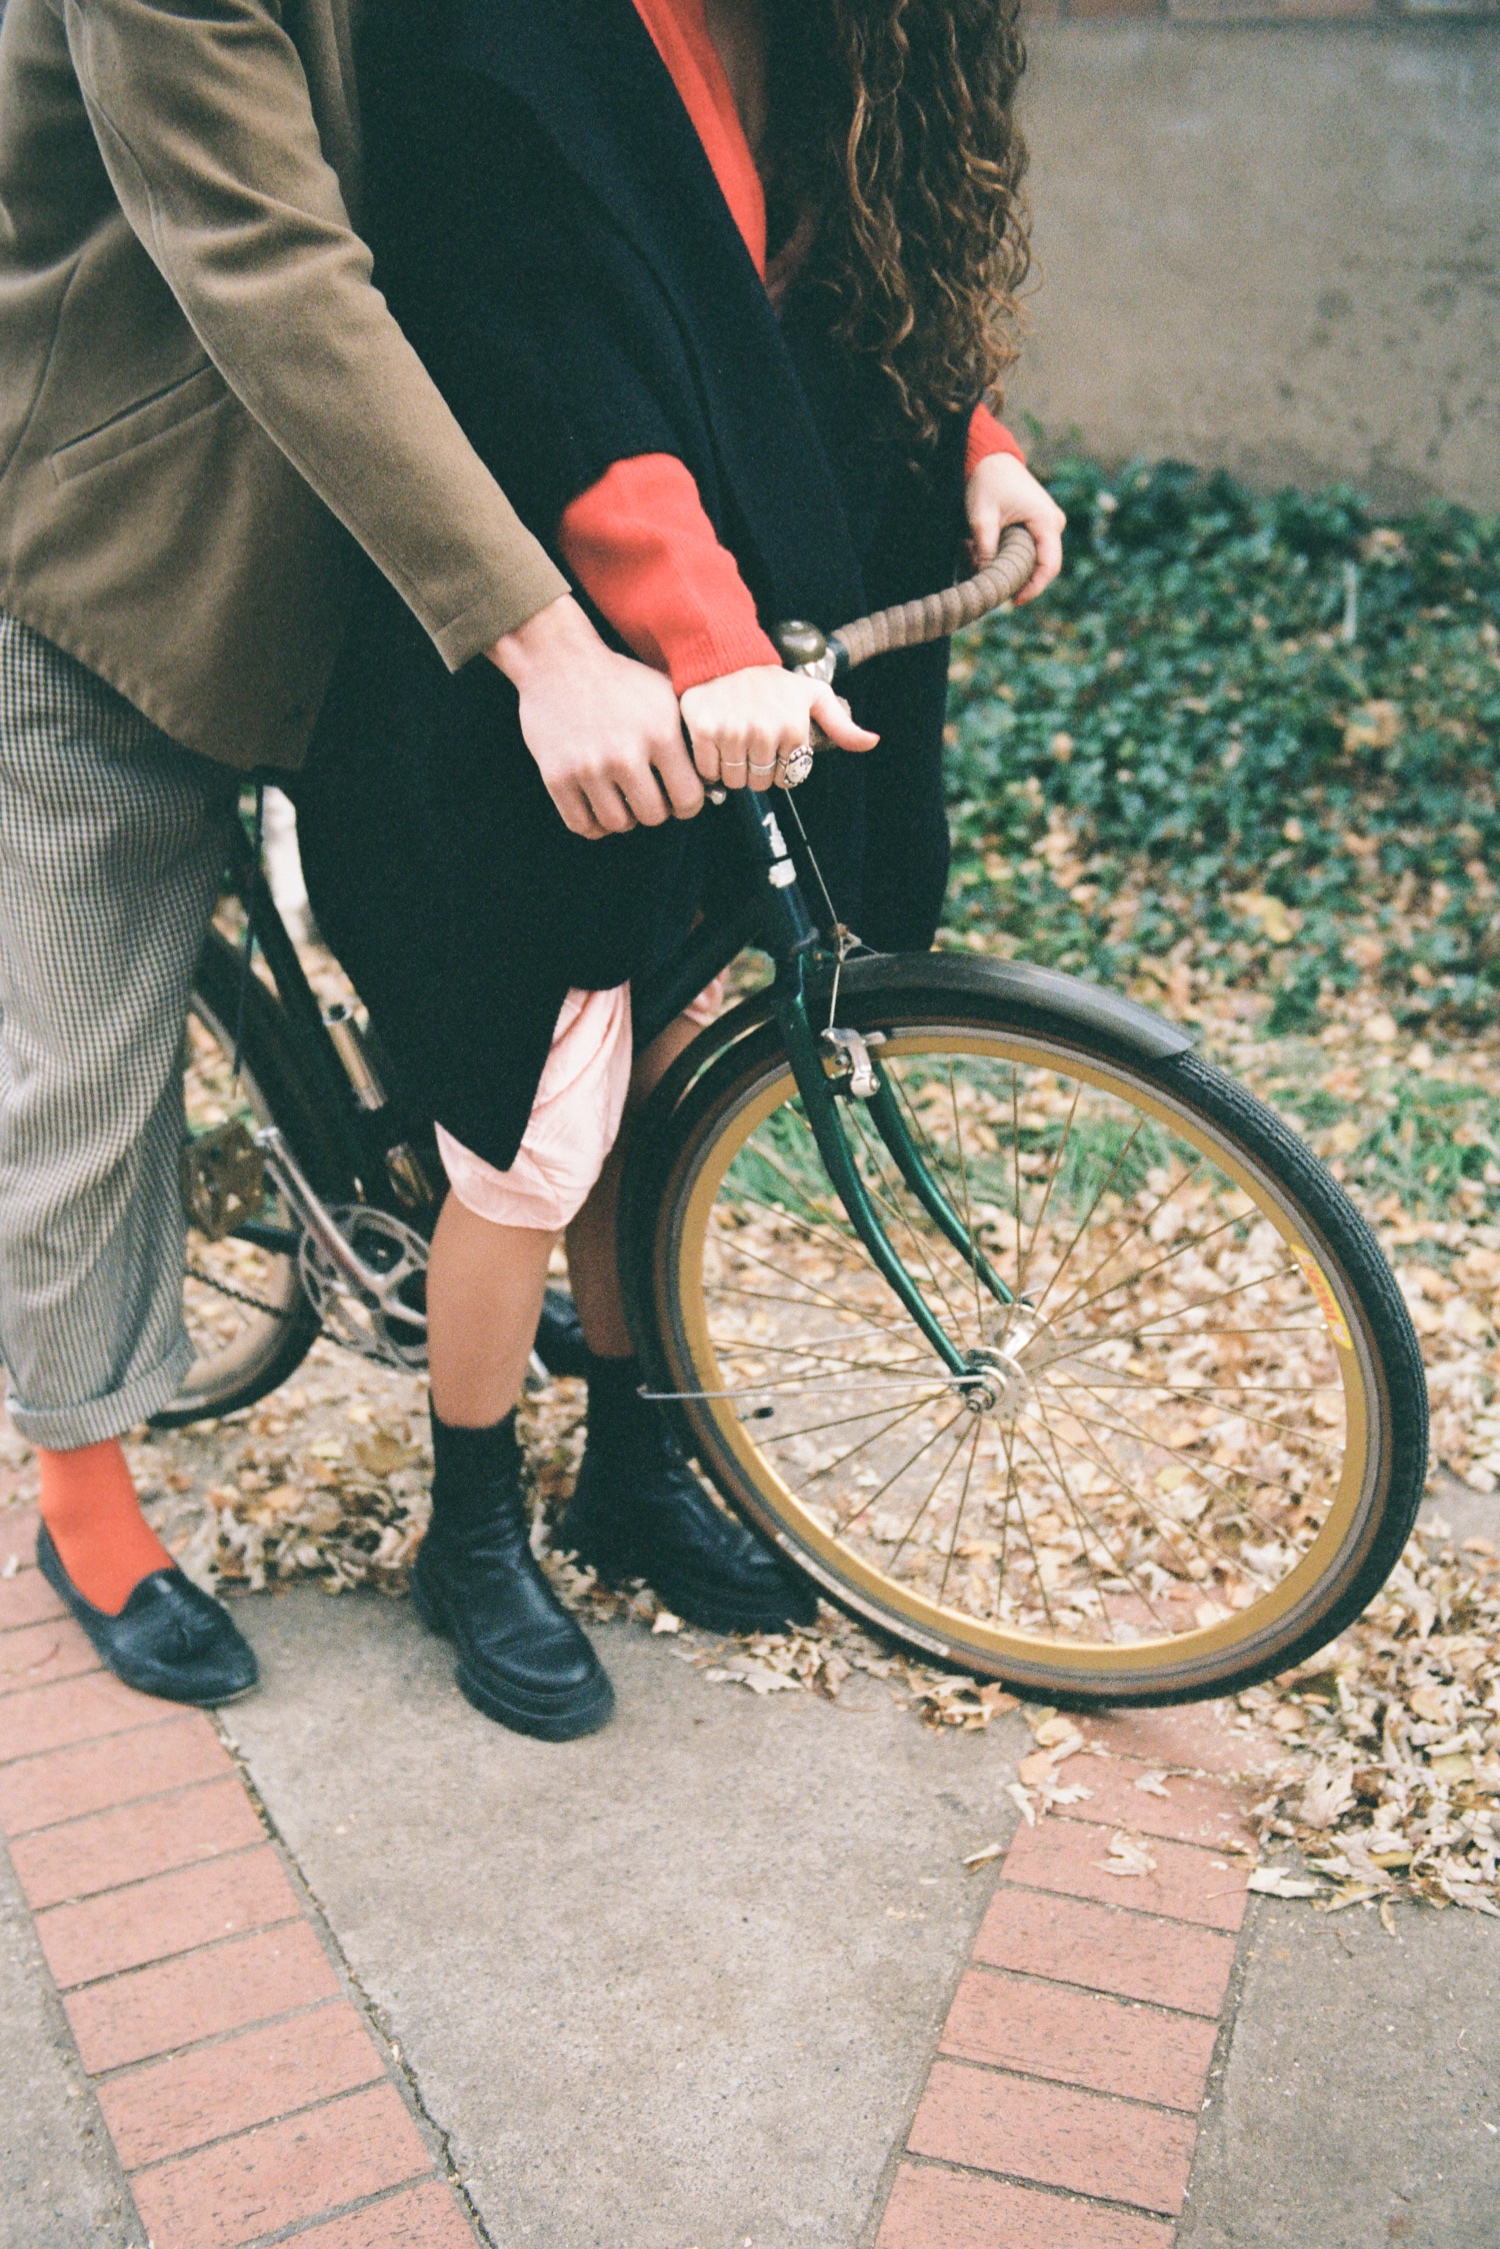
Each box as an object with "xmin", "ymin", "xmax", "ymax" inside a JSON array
[
  {"xmin": 65, "ymin": 1906, "xmax": 340, "ymax": 2075},
  {"xmin": 1078, "ymin": 1703, "xmax": 1275, "ymax": 1777},
  {"xmin": 1002, "ymin": 1814, "xmax": 1249, "ymax": 1932},
  {"xmin": 284, "ymin": 2178, "xmax": 485, "ymax": 2248},
  {"xmin": 972, "ymin": 1887, "xmax": 1237, "ymax": 2017},
  {"xmin": 0, "ymin": 1710, "xmax": 236, "ymax": 1833},
  {"xmin": 875, "ymin": 1701, "xmax": 1258, "ymax": 2248},
  {"xmin": 1050, "ymin": 1754, "xmax": 1256, "ymax": 1851},
  {"xmin": 0, "ymin": 1668, "xmax": 176, "ymax": 1761},
  {"xmin": 0, "ymin": 1614, "xmax": 98, "ymax": 1694},
  {"xmin": 37, "ymin": 1842, "xmax": 300, "ymax": 1988},
  {"xmin": 0, "ymin": 1511, "xmax": 480, "ymax": 2245},
  {"xmin": 908, "ymin": 2059, "xmax": 1196, "ymax": 2215},
  {"xmin": 129, "ymin": 2081, "xmax": 431, "ymax": 2249},
  {"xmin": 97, "ymin": 2003, "xmax": 384, "ymax": 2169},
  {"xmin": 0, "ymin": 1503, "xmax": 40, "ymax": 1570},
  {"xmin": 0, "ymin": 1565, "xmax": 66, "ymax": 1629},
  {"xmin": 941, "ymin": 1968, "xmax": 1217, "ymax": 2111},
  {"xmin": 879, "ymin": 2164, "xmax": 1175, "ymax": 2249},
  {"xmin": 4, "ymin": 1493, "xmax": 1264, "ymax": 2249},
  {"xmin": 10, "ymin": 1777, "xmax": 265, "ymax": 1909}
]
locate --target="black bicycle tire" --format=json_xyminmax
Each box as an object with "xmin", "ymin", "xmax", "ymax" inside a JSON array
[
  {"xmin": 621, "ymin": 958, "xmax": 1428, "ymax": 1705},
  {"xmin": 150, "ymin": 930, "xmax": 337, "ymax": 1428}
]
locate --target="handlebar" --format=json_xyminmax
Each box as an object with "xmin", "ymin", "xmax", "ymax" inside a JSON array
[{"xmin": 771, "ymin": 522, "xmax": 1038, "ymax": 682}]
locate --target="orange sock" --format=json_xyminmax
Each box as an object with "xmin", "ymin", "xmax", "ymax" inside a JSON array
[{"xmin": 36, "ymin": 1439, "xmax": 173, "ymax": 1617}]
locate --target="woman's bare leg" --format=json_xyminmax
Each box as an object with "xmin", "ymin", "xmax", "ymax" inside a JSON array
[
  {"xmin": 565, "ymin": 1014, "xmax": 703, "ymax": 1357},
  {"xmin": 425, "ymin": 1196, "xmax": 557, "ymax": 1427}
]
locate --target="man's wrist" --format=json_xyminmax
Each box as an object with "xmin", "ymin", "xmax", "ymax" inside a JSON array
[{"xmin": 489, "ymin": 592, "xmax": 593, "ymax": 687}]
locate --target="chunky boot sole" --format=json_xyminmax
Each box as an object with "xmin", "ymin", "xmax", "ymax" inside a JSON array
[
  {"xmin": 568, "ymin": 1534, "xmax": 820, "ymax": 1638},
  {"xmin": 410, "ymin": 1560, "xmax": 615, "ymax": 1743}
]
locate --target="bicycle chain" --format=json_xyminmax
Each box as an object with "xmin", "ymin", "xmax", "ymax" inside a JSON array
[{"xmin": 185, "ymin": 1261, "xmax": 296, "ymax": 1322}]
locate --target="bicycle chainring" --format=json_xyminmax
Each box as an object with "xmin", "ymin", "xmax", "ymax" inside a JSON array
[{"xmin": 297, "ymin": 1205, "xmax": 430, "ymax": 1371}]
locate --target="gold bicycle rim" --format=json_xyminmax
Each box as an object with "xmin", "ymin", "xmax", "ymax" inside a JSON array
[{"xmin": 657, "ymin": 1026, "xmax": 1380, "ymax": 1688}]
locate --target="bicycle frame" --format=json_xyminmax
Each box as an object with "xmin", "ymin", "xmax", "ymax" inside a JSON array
[{"xmin": 222, "ymin": 776, "xmax": 1011, "ymax": 1389}]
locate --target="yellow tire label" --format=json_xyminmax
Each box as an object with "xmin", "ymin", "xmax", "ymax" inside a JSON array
[{"xmin": 1290, "ymin": 1239, "xmax": 1353, "ymax": 1351}]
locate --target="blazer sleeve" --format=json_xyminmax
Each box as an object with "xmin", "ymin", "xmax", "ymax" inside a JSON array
[{"xmin": 65, "ymin": 0, "xmax": 567, "ymax": 668}]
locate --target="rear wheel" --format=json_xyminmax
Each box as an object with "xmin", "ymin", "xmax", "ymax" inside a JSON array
[
  {"xmin": 152, "ymin": 933, "xmax": 328, "ymax": 1427},
  {"xmin": 624, "ymin": 960, "xmax": 1427, "ymax": 1704}
]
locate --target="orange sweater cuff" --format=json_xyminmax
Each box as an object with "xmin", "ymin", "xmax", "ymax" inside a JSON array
[{"xmin": 559, "ymin": 455, "xmax": 780, "ymax": 694}]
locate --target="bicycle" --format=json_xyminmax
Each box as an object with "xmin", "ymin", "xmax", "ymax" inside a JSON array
[{"xmin": 166, "ymin": 525, "xmax": 1428, "ymax": 1706}]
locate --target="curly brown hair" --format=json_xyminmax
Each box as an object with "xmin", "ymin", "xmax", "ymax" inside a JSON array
[{"xmin": 763, "ymin": 0, "xmax": 1030, "ymax": 441}]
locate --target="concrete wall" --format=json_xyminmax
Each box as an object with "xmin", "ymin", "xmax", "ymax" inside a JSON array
[{"xmin": 1005, "ymin": 26, "xmax": 1500, "ymax": 510}]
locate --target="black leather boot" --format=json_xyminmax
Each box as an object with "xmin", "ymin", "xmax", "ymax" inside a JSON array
[
  {"xmin": 37, "ymin": 1525, "xmax": 259, "ymax": 1706},
  {"xmin": 560, "ymin": 1357, "xmax": 819, "ymax": 1635},
  {"xmin": 411, "ymin": 1408, "xmax": 613, "ymax": 1741}
]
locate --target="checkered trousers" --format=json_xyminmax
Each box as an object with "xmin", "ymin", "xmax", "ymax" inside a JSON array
[{"xmin": 0, "ymin": 613, "xmax": 237, "ymax": 1448}]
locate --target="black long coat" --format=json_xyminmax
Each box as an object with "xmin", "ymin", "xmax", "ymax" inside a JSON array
[{"xmin": 295, "ymin": 0, "xmax": 970, "ymax": 1170}]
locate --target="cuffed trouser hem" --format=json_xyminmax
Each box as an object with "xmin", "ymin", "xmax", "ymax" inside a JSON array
[{"xmin": 5, "ymin": 1336, "xmax": 196, "ymax": 1452}]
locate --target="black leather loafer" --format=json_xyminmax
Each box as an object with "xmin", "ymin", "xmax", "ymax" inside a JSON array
[
  {"xmin": 410, "ymin": 1521, "xmax": 614, "ymax": 1742},
  {"xmin": 562, "ymin": 1370, "xmax": 819, "ymax": 1636},
  {"xmin": 36, "ymin": 1524, "xmax": 259, "ymax": 1706}
]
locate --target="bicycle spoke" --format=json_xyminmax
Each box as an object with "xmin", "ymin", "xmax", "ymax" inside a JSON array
[
  {"xmin": 1052, "ymin": 1367, "xmax": 1337, "ymax": 1451},
  {"xmin": 946, "ymin": 1060, "xmax": 988, "ymax": 1332},
  {"xmin": 1055, "ymin": 1211, "xmax": 1275, "ymax": 1330},
  {"xmin": 1057, "ymin": 1270, "xmax": 1319, "ymax": 1353},
  {"xmin": 838, "ymin": 1404, "xmax": 971, "ymax": 1531},
  {"xmin": 1025, "ymin": 1118, "xmax": 1151, "ymax": 1322},
  {"xmin": 888, "ymin": 1416, "xmax": 977, "ymax": 1566},
  {"xmin": 760, "ymin": 1392, "xmax": 947, "ymax": 1449},
  {"xmin": 1015, "ymin": 1080, "xmax": 1081, "ymax": 1315},
  {"xmin": 937, "ymin": 1420, "xmax": 984, "ymax": 1604},
  {"xmin": 1027, "ymin": 1400, "xmax": 1195, "ymax": 1633},
  {"xmin": 1050, "ymin": 1396, "xmax": 1329, "ymax": 1539},
  {"xmin": 715, "ymin": 1238, "xmax": 921, "ymax": 1350},
  {"xmin": 800, "ymin": 1393, "xmax": 950, "ymax": 1487}
]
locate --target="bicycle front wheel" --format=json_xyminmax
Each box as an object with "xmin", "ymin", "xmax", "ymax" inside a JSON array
[{"xmin": 624, "ymin": 957, "xmax": 1427, "ymax": 1704}]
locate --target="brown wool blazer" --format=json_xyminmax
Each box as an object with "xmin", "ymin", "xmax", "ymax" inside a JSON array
[{"xmin": 0, "ymin": 0, "xmax": 568, "ymax": 771}]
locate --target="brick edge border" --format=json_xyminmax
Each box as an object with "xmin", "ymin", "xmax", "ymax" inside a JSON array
[
  {"xmin": 870, "ymin": 1703, "xmax": 1266, "ymax": 2248},
  {"xmin": 0, "ymin": 1503, "xmax": 484, "ymax": 2249}
]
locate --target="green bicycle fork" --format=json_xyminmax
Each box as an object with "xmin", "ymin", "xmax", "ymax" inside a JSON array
[{"xmin": 733, "ymin": 789, "xmax": 1012, "ymax": 1383}]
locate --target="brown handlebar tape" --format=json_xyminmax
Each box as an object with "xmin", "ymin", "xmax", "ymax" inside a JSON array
[{"xmin": 833, "ymin": 523, "xmax": 1038, "ymax": 672}]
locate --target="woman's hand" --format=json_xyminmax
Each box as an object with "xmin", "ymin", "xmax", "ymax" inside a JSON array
[
  {"xmin": 679, "ymin": 666, "xmax": 877, "ymax": 791},
  {"xmin": 965, "ymin": 452, "xmax": 1066, "ymax": 605}
]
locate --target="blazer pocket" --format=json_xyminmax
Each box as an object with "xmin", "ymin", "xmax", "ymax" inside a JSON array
[{"xmin": 49, "ymin": 362, "xmax": 226, "ymax": 485}]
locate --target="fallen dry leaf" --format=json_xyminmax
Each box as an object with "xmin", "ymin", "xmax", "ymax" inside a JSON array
[
  {"xmin": 1100, "ymin": 1831, "xmax": 1158, "ymax": 1878},
  {"xmin": 1248, "ymin": 1867, "xmax": 1323, "ymax": 1899}
]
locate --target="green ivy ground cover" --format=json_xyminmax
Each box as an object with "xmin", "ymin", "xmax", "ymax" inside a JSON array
[
  {"xmin": 943, "ymin": 457, "xmax": 1500, "ymax": 1243},
  {"xmin": 946, "ymin": 455, "xmax": 1500, "ymax": 1030}
]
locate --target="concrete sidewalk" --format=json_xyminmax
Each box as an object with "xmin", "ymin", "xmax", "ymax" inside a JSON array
[{"xmin": 2, "ymin": 1497, "xmax": 1497, "ymax": 2248}]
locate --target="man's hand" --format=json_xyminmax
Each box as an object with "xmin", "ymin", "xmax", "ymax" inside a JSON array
[
  {"xmin": 679, "ymin": 667, "xmax": 877, "ymax": 792},
  {"xmin": 965, "ymin": 453, "xmax": 1066, "ymax": 605},
  {"xmin": 490, "ymin": 595, "xmax": 703, "ymax": 838}
]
